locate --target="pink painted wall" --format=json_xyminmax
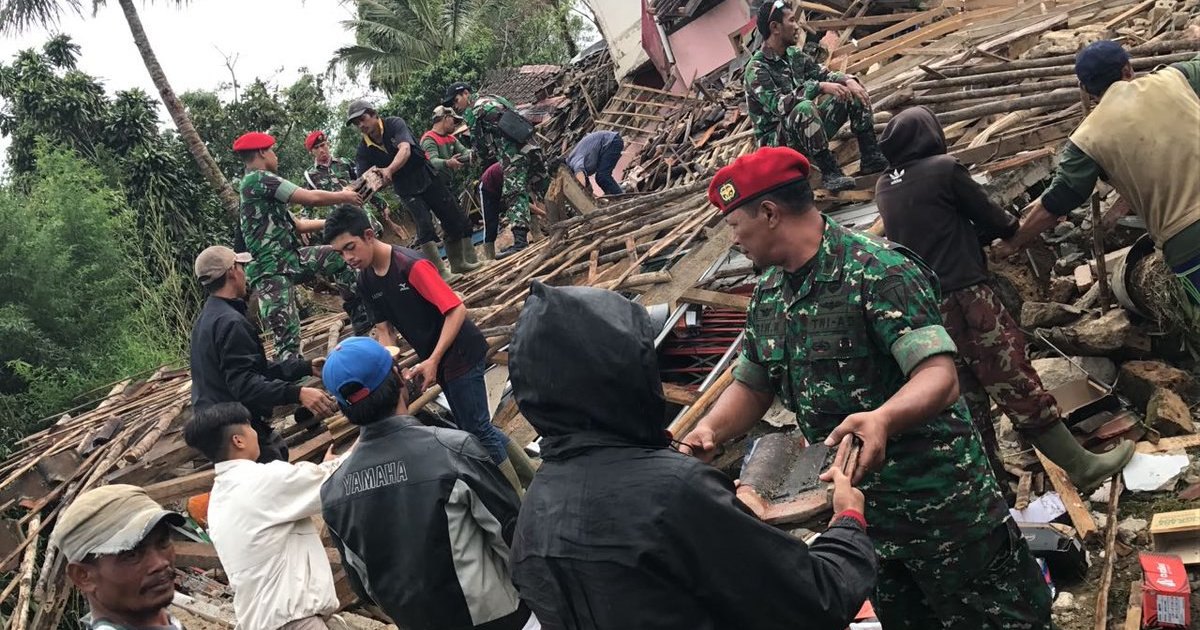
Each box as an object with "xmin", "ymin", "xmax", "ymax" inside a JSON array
[{"xmin": 666, "ymin": 0, "xmax": 750, "ymax": 90}]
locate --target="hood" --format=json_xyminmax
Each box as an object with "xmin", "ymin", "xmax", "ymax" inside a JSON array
[
  {"xmin": 509, "ymin": 282, "xmax": 668, "ymax": 453},
  {"xmin": 879, "ymin": 106, "xmax": 947, "ymax": 166}
]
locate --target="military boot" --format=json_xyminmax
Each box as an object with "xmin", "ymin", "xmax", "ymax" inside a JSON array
[
  {"xmin": 497, "ymin": 227, "xmax": 529, "ymax": 259},
  {"xmin": 445, "ymin": 238, "xmax": 481, "ymax": 274},
  {"xmin": 810, "ymin": 149, "xmax": 856, "ymax": 193},
  {"xmin": 418, "ymin": 242, "xmax": 459, "ymax": 283},
  {"xmin": 1027, "ymin": 420, "xmax": 1136, "ymax": 493},
  {"xmin": 481, "ymin": 242, "xmax": 497, "ymax": 261},
  {"xmin": 856, "ymin": 130, "xmax": 890, "ymax": 175}
]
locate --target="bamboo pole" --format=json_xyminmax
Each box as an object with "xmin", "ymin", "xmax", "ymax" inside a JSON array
[
  {"xmin": 9, "ymin": 514, "xmax": 41, "ymax": 630},
  {"xmin": 1094, "ymin": 475, "xmax": 1123, "ymax": 630}
]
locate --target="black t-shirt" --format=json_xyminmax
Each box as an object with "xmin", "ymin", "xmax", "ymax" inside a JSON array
[
  {"xmin": 359, "ymin": 246, "xmax": 488, "ymax": 382},
  {"xmin": 355, "ymin": 117, "xmax": 435, "ymax": 197}
]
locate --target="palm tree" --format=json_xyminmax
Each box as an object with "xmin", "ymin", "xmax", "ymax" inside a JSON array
[
  {"xmin": 0, "ymin": 0, "xmax": 242, "ymax": 219},
  {"xmin": 333, "ymin": 0, "xmax": 479, "ymax": 91}
]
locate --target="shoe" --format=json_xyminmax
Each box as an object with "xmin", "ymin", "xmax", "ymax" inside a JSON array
[
  {"xmin": 445, "ymin": 238, "xmax": 481, "ymax": 274},
  {"xmin": 856, "ymin": 130, "xmax": 889, "ymax": 175},
  {"xmin": 481, "ymin": 242, "xmax": 497, "ymax": 261},
  {"xmin": 497, "ymin": 227, "xmax": 529, "ymax": 259},
  {"xmin": 461, "ymin": 236, "xmax": 482, "ymax": 266},
  {"xmin": 419, "ymin": 241, "xmax": 460, "ymax": 283},
  {"xmin": 1027, "ymin": 420, "xmax": 1136, "ymax": 493},
  {"xmin": 810, "ymin": 149, "xmax": 856, "ymax": 193}
]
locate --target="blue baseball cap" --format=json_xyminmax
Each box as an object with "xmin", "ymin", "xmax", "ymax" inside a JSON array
[
  {"xmin": 1075, "ymin": 40, "xmax": 1130, "ymax": 96},
  {"xmin": 322, "ymin": 337, "xmax": 395, "ymax": 408}
]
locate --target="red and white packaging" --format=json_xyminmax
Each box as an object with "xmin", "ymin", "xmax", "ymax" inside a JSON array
[{"xmin": 1140, "ymin": 552, "xmax": 1191, "ymax": 629}]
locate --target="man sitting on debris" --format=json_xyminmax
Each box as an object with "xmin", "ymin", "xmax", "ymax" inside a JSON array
[
  {"xmin": 507, "ymin": 281, "xmax": 877, "ymax": 629},
  {"xmin": 995, "ymin": 42, "xmax": 1200, "ymax": 310},
  {"xmin": 446, "ymin": 81, "xmax": 546, "ymax": 257},
  {"xmin": 52, "ymin": 485, "xmax": 186, "ymax": 630},
  {"xmin": 234, "ymin": 131, "xmax": 369, "ymax": 358},
  {"xmin": 184, "ymin": 402, "xmax": 346, "ymax": 630},
  {"xmin": 875, "ymin": 106, "xmax": 1135, "ymax": 493},
  {"xmin": 324, "ymin": 205, "xmax": 530, "ymax": 488},
  {"xmin": 189, "ymin": 246, "xmax": 337, "ymax": 463},
  {"xmin": 744, "ymin": 1, "xmax": 888, "ymax": 193},
  {"xmin": 348, "ymin": 99, "xmax": 480, "ymax": 280},
  {"xmin": 565, "ymin": 130, "xmax": 624, "ymax": 196},
  {"xmin": 682, "ymin": 146, "xmax": 1052, "ymax": 628},
  {"xmin": 318, "ymin": 337, "xmax": 536, "ymax": 630},
  {"xmin": 301, "ymin": 129, "xmax": 397, "ymax": 244}
]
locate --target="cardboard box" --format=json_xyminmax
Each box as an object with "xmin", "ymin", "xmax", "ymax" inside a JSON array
[
  {"xmin": 1150, "ymin": 508, "xmax": 1200, "ymax": 565},
  {"xmin": 1140, "ymin": 553, "xmax": 1191, "ymax": 629}
]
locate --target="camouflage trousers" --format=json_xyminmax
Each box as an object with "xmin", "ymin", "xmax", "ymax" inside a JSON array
[
  {"xmin": 779, "ymin": 94, "xmax": 875, "ymax": 158},
  {"xmin": 499, "ymin": 149, "xmax": 534, "ymax": 229},
  {"xmin": 253, "ymin": 246, "xmax": 357, "ymax": 360},
  {"xmin": 940, "ymin": 282, "xmax": 1060, "ymax": 480},
  {"xmin": 874, "ymin": 519, "xmax": 1054, "ymax": 629}
]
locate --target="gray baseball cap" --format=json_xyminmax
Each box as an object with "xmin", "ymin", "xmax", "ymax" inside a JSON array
[
  {"xmin": 194, "ymin": 245, "xmax": 252, "ymax": 285},
  {"xmin": 346, "ymin": 99, "xmax": 373, "ymax": 125},
  {"xmin": 51, "ymin": 485, "xmax": 185, "ymax": 563}
]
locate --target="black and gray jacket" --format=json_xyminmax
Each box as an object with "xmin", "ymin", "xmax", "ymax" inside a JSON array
[
  {"xmin": 320, "ymin": 416, "xmax": 529, "ymax": 630},
  {"xmin": 508, "ymin": 283, "xmax": 879, "ymax": 630}
]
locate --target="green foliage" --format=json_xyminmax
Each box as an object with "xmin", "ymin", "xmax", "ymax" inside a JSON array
[
  {"xmin": 379, "ymin": 40, "xmax": 493, "ymax": 127},
  {"xmin": 0, "ymin": 144, "xmax": 176, "ymax": 454}
]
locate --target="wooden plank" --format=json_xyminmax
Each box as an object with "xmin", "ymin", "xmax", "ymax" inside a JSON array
[
  {"xmin": 680, "ymin": 288, "xmax": 751, "ymax": 312},
  {"xmin": 1136, "ymin": 434, "xmax": 1200, "ymax": 453},
  {"xmin": 173, "ymin": 541, "xmax": 342, "ymax": 571},
  {"xmin": 808, "ymin": 10, "xmax": 923, "ymax": 30},
  {"xmin": 832, "ymin": 7, "xmax": 948, "ymax": 56},
  {"xmin": 662, "ymin": 383, "xmax": 700, "ymax": 406},
  {"xmin": 1094, "ymin": 476, "xmax": 1123, "ymax": 630},
  {"xmin": 846, "ymin": 10, "xmax": 985, "ymax": 73},
  {"xmin": 1104, "ymin": 0, "xmax": 1153, "ymax": 29},
  {"xmin": 1123, "ymin": 581, "xmax": 1143, "ymax": 630},
  {"xmin": 1036, "ymin": 450, "xmax": 1099, "ymax": 541}
]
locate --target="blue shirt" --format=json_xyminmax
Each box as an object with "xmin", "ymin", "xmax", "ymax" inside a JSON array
[{"xmin": 566, "ymin": 131, "xmax": 620, "ymax": 176}]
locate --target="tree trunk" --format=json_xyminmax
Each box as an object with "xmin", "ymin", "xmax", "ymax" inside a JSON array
[
  {"xmin": 116, "ymin": 0, "xmax": 241, "ymax": 220},
  {"xmin": 550, "ymin": 0, "xmax": 578, "ymax": 58}
]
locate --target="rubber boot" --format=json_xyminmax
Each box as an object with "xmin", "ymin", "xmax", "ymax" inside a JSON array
[
  {"xmin": 497, "ymin": 227, "xmax": 529, "ymax": 259},
  {"xmin": 856, "ymin": 130, "xmax": 890, "ymax": 175},
  {"xmin": 1027, "ymin": 420, "xmax": 1136, "ymax": 493},
  {"xmin": 504, "ymin": 439, "xmax": 537, "ymax": 489},
  {"xmin": 419, "ymin": 242, "xmax": 459, "ymax": 283},
  {"xmin": 461, "ymin": 236, "xmax": 485, "ymax": 267},
  {"xmin": 445, "ymin": 238, "xmax": 481, "ymax": 274},
  {"xmin": 810, "ymin": 149, "xmax": 856, "ymax": 193},
  {"xmin": 497, "ymin": 458, "xmax": 525, "ymax": 498},
  {"xmin": 481, "ymin": 242, "xmax": 497, "ymax": 261}
]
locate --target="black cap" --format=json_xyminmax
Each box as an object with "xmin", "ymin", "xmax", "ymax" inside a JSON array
[{"xmin": 442, "ymin": 82, "xmax": 471, "ymax": 107}]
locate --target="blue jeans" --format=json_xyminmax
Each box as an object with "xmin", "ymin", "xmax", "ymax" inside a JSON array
[
  {"xmin": 441, "ymin": 360, "xmax": 509, "ymax": 464},
  {"xmin": 593, "ymin": 136, "xmax": 625, "ymax": 196}
]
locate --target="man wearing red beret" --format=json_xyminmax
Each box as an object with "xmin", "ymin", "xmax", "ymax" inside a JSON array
[
  {"xmin": 682, "ymin": 146, "xmax": 1052, "ymax": 628},
  {"xmin": 233, "ymin": 131, "xmax": 364, "ymax": 359},
  {"xmin": 301, "ymin": 130, "xmax": 400, "ymax": 245}
]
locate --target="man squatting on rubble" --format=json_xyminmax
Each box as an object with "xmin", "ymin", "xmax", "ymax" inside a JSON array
[
  {"xmin": 324, "ymin": 205, "xmax": 533, "ymax": 489},
  {"xmin": 183, "ymin": 402, "xmax": 350, "ymax": 630},
  {"xmin": 745, "ymin": 1, "xmax": 888, "ymax": 193},
  {"xmin": 234, "ymin": 131, "xmax": 368, "ymax": 358},
  {"xmin": 681, "ymin": 146, "xmax": 1053, "ymax": 628},
  {"xmin": 300, "ymin": 129, "xmax": 398, "ymax": 244},
  {"xmin": 994, "ymin": 42, "xmax": 1200, "ymax": 312},
  {"xmin": 565, "ymin": 130, "xmax": 625, "ymax": 196},
  {"xmin": 348, "ymin": 99, "xmax": 480, "ymax": 280},
  {"xmin": 446, "ymin": 82, "xmax": 547, "ymax": 257},
  {"xmin": 51, "ymin": 485, "xmax": 186, "ymax": 630},
  {"xmin": 874, "ymin": 106, "xmax": 1135, "ymax": 492},
  {"xmin": 189, "ymin": 245, "xmax": 337, "ymax": 463},
  {"xmin": 318, "ymin": 337, "xmax": 538, "ymax": 630},
  {"xmin": 507, "ymin": 281, "xmax": 878, "ymax": 629}
]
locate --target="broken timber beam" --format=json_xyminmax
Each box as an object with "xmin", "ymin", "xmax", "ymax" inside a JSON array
[
  {"xmin": 679, "ymin": 288, "xmax": 751, "ymax": 312},
  {"xmin": 1035, "ymin": 450, "xmax": 1099, "ymax": 541}
]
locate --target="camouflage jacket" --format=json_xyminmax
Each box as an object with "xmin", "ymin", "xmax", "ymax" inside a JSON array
[
  {"xmin": 733, "ymin": 217, "xmax": 1008, "ymax": 559},
  {"xmin": 302, "ymin": 158, "xmax": 388, "ymax": 215},
  {"xmin": 744, "ymin": 45, "xmax": 849, "ymax": 147},
  {"xmin": 238, "ymin": 169, "xmax": 302, "ymax": 281},
  {"xmin": 463, "ymin": 94, "xmax": 530, "ymax": 162}
]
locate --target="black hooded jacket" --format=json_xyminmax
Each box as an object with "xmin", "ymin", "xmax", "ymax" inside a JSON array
[
  {"xmin": 875, "ymin": 106, "xmax": 1018, "ymax": 293},
  {"xmin": 508, "ymin": 283, "xmax": 878, "ymax": 630}
]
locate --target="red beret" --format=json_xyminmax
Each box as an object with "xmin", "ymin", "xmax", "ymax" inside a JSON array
[
  {"xmin": 304, "ymin": 130, "xmax": 327, "ymax": 150},
  {"xmin": 708, "ymin": 146, "xmax": 811, "ymax": 214},
  {"xmin": 232, "ymin": 131, "xmax": 275, "ymax": 152}
]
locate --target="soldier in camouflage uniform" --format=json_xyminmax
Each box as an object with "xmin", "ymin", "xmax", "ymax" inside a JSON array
[
  {"xmin": 301, "ymin": 130, "xmax": 395, "ymax": 244},
  {"xmin": 445, "ymin": 81, "xmax": 547, "ymax": 257},
  {"xmin": 745, "ymin": 1, "xmax": 888, "ymax": 192},
  {"xmin": 232, "ymin": 132, "xmax": 363, "ymax": 360},
  {"xmin": 683, "ymin": 147, "xmax": 1052, "ymax": 629}
]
